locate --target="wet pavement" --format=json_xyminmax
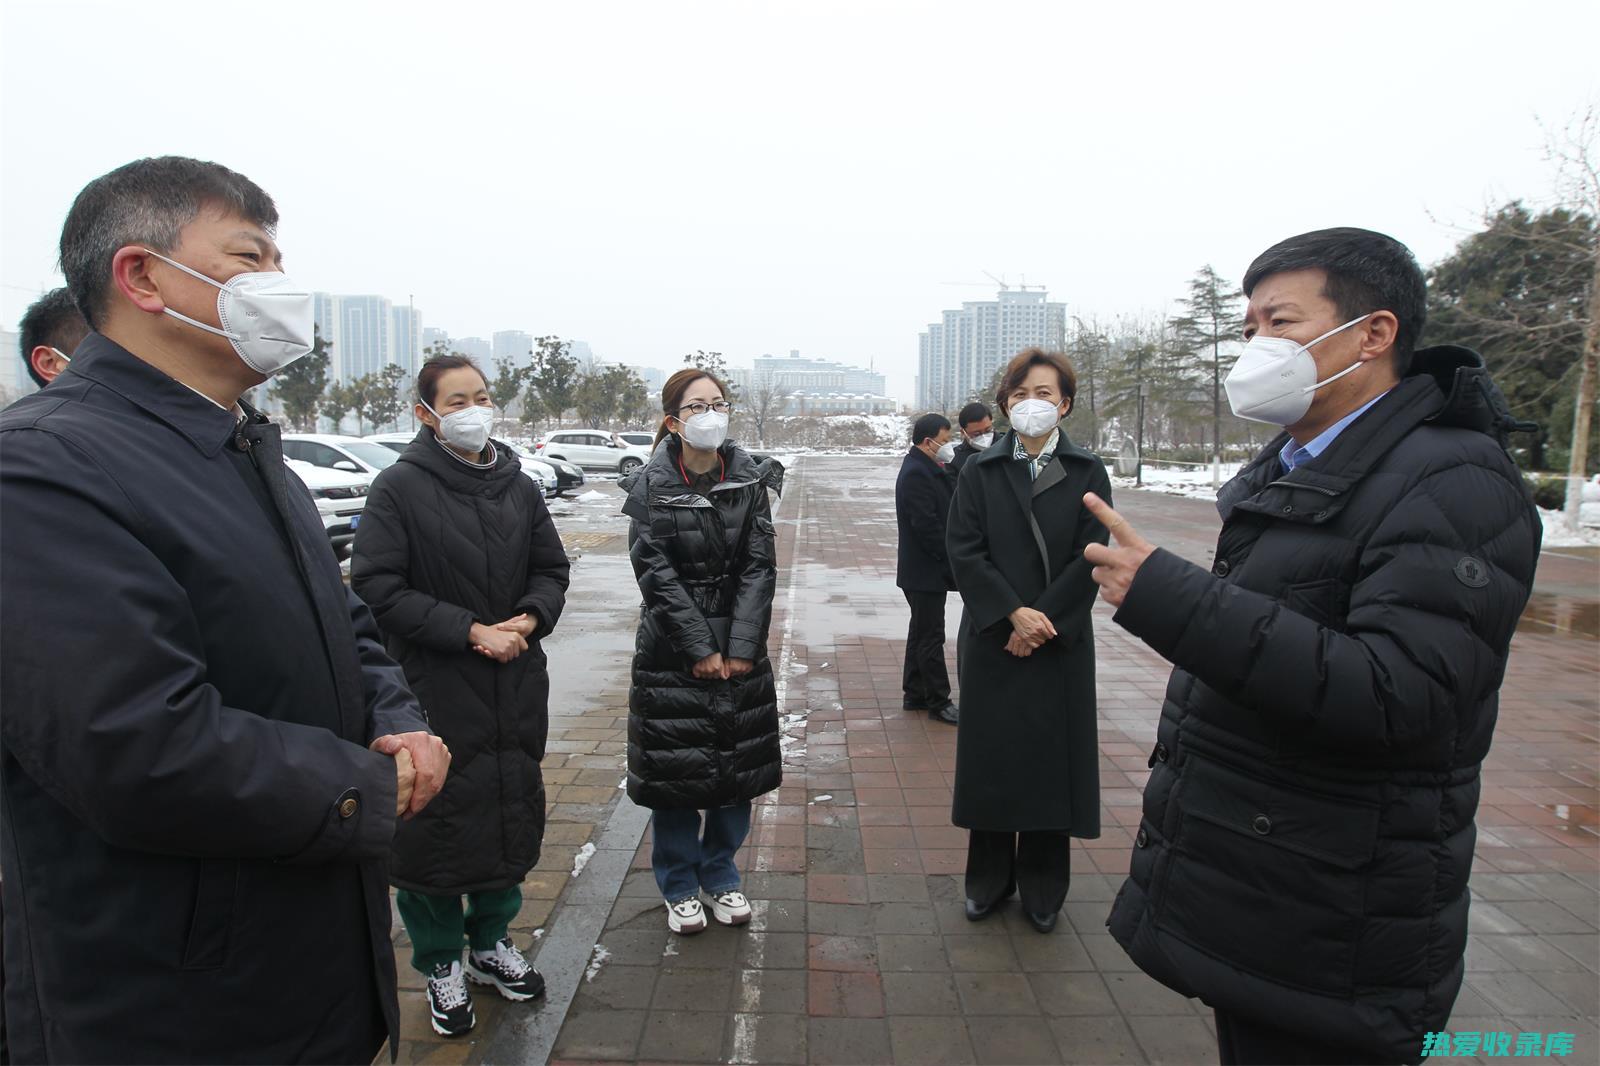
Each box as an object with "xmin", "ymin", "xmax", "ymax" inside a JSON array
[{"xmin": 388, "ymin": 455, "xmax": 1598, "ymax": 1065}]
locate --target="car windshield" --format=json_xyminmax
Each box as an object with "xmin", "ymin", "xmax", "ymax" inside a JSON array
[{"xmin": 340, "ymin": 442, "xmax": 401, "ymax": 469}]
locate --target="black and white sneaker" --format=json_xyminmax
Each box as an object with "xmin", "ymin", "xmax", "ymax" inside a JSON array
[
  {"xmin": 426, "ymin": 960, "xmax": 475, "ymax": 1037},
  {"xmin": 466, "ymin": 937, "xmax": 546, "ymax": 1002}
]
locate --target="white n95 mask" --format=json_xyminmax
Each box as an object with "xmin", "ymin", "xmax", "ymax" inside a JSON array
[
  {"xmin": 425, "ymin": 401, "xmax": 495, "ymax": 453},
  {"xmin": 1223, "ymin": 313, "xmax": 1373, "ymax": 426},
  {"xmin": 143, "ymin": 248, "xmax": 315, "ymax": 377},
  {"xmin": 1008, "ymin": 398, "xmax": 1062, "ymax": 437},
  {"xmin": 969, "ymin": 431, "xmax": 994, "ymax": 449},
  {"xmin": 935, "ymin": 440, "xmax": 957, "ymax": 464},
  {"xmin": 679, "ymin": 410, "xmax": 729, "ymax": 450}
]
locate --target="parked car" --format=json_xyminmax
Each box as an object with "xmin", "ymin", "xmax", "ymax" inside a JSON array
[
  {"xmin": 615, "ymin": 431, "xmax": 656, "ymax": 449},
  {"xmin": 365, "ymin": 432, "xmax": 554, "ymax": 498},
  {"xmin": 504, "ymin": 442, "xmax": 584, "ymax": 497},
  {"xmin": 281, "ymin": 433, "xmax": 402, "ymax": 478},
  {"xmin": 535, "ymin": 429, "xmax": 651, "ymax": 474},
  {"xmin": 285, "ymin": 459, "xmax": 370, "ymax": 559}
]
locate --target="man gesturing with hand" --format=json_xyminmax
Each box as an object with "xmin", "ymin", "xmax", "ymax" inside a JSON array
[{"xmin": 1089, "ymin": 229, "xmax": 1540, "ymax": 1066}]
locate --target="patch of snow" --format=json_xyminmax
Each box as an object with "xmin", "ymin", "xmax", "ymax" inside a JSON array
[
  {"xmin": 1111, "ymin": 463, "xmax": 1244, "ymax": 503},
  {"xmin": 787, "ymin": 662, "xmax": 809, "ymax": 676},
  {"xmin": 575, "ymin": 490, "xmax": 610, "ymax": 504},
  {"xmin": 809, "ymin": 794, "xmax": 833, "ymax": 805},
  {"xmin": 817, "ymin": 661, "xmax": 830, "ymax": 670},
  {"xmin": 584, "ymin": 944, "xmax": 611, "ymax": 982},
  {"xmin": 662, "ymin": 939, "xmax": 679, "ymax": 958},
  {"xmin": 1539, "ymin": 508, "xmax": 1600, "ymax": 548},
  {"xmin": 531, "ymin": 928, "xmax": 544, "ymax": 940},
  {"xmin": 570, "ymin": 842, "xmax": 597, "ymax": 877}
]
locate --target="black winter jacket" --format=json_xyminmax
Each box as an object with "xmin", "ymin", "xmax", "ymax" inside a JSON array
[
  {"xmin": 0, "ymin": 335, "xmax": 427, "ymax": 1064},
  {"xmin": 621, "ymin": 439, "xmax": 783, "ymax": 809},
  {"xmin": 895, "ymin": 447, "xmax": 957, "ymax": 592},
  {"xmin": 1106, "ymin": 347, "xmax": 1542, "ymax": 1063},
  {"xmin": 352, "ymin": 430, "xmax": 569, "ymax": 894}
]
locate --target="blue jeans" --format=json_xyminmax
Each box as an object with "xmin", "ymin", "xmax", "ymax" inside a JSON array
[{"xmin": 651, "ymin": 802, "xmax": 752, "ymax": 902}]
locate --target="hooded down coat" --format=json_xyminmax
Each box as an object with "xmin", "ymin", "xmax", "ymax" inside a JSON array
[
  {"xmin": 351, "ymin": 429, "xmax": 570, "ymax": 894},
  {"xmin": 621, "ymin": 437, "xmax": 784, "ymax": 810},
  {"xmin": 1105, "ymin": 346, "xmax": 1542, "ymax": 1063}
]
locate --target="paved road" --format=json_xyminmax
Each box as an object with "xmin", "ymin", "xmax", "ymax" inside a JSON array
[{"xmin": 518, "ymin": 455, "xmax": 1597, "ymax": 1066}]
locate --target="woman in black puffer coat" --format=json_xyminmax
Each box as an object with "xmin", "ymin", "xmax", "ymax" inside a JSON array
[
  {"xmin": 352, "ymin": 355, "xmax": 570, "ymax": 1035},
  {"xmin": 621, "ymin": 368, "xmax": 783, "ymax": 935}
]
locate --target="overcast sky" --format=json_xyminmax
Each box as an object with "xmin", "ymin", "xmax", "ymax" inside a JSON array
[{"xmin": 3, "ymin": 0, "xmax": 1596, "ymax": 402}]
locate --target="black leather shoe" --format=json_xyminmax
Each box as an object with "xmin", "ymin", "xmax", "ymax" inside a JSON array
[
  {"xmin": 1025, "ymin": 910, "xmax": 1059, "ymax": 934},
  {"xmin": 930, "ymin": 703, "xmax": 959, "ymax": 725},
  {"xmin": 965, "ymin": 897, "xmax": 998, "ymax": 921}
]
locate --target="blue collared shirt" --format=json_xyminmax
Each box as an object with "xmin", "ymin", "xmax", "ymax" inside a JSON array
[{"xmin": 1279, "ymin": 391, "xmax": 1391, "ymax": 472}]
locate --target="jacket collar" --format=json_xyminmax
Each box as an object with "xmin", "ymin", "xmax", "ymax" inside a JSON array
[
  {"xmin": 621, "ymin": 436, "xmax": 782, "ymax": 518},
  {"xmin": 973, "ymin": 428, "xmax": 1096, "ymax": 467},
  {"xmin": 59, "ymin": 333, "xmax": 246, "ymax": 457},
  {"xmin": 397, "ymin": 425, "xmax": 522, "ymax": 494}
]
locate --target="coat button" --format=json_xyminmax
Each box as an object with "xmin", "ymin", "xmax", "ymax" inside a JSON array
[
  {"xmin": 1135, "ymin": 828, "xmax": 1149, "ymax": 848},
  {"xmin": 1252, "ymin": 814, "xmax": 1271, "ymax": 835},
  {"xmin": 1212, "ymin": 559, "xmax": 1230, "ymax": 577},
  {"xmin": 1154, "ymin": 743, "xmax": 1169, "ymax": 763},
  {"xmin": 339, "ymin": 796, "xmax": 359, "ymax": 819},
  {"xmin": 1315, "ymin": 509, "xmax": 1329, "ymax": 519},
  {"xmin": 1281, "ymin": 505, "xmax": 1294, "ymax": 514}
]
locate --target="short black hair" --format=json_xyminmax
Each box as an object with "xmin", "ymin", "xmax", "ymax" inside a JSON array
[
  {"xmin": 19, "ymin": 287, "xmax": 89, "ymax": 388},
  {"xmin": 59, "ymin": 156, "xmax": 279, "ymax": 329},
  {"xmin": 1242, "ymin": 227, "xmax": 1427, "ymax": 375},
  {"xmin": 958, "ymin": 401, "xmax": 992, "ymax": 428},
  {"xmin": 912, "ymin": 412, "xmax": 951, "ymax": 446}
]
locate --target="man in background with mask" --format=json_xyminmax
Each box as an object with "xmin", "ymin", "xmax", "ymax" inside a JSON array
[
  {"xmin": 1084, "ymin": 228, "xmax": 1540, "ymax": 1065},
  {"xmin": 16, "ymin": 287, "xmax": 88, "ymax": 390},
  {"xmin": 948, "ymin": 401, "xmax": 994, "ymax": 477},
  {"xmin": 0, "ymin": 156, "xmax": 449, "ymax": 1064},
  {"xmin": 895, "ymin": 412, "xmax": 960, "ymax": 725}
]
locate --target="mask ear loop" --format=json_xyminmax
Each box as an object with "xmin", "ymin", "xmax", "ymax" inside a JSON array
[{"xmin": 1298, "ymin": 313, "xmax": 1376, "ymax": 394}]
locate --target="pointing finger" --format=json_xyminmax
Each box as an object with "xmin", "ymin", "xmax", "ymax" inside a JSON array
[{"xmin": 1083, "ymin": 493, "xmax": 1144, "ymax": 548}]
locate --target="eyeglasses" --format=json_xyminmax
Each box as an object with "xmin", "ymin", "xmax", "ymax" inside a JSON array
[{"xmin": 676, "ymin": 400, "xmax": 732, "ymax": 417}]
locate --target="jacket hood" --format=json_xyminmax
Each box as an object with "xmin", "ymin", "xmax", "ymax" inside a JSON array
[
  {"xmin": 396, "ymin": 426, "xmax": 524, "ymax": 497},
  {"xmin": 1409, "ymin": 344, "xmax": 1537, "ymax": 446},
  {"xmin": 619, "ymin": 436, "xmax": 783, "ymax": 518}
]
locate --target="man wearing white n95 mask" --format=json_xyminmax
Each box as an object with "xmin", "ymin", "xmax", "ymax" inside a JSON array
[
  {"xmin": 1087, "ymin": 228, "xmax": 1540, "ymax": 1065},
  {"xmin": 0, "ymin": 156, "xmax": 447, "ymax": 1064}
]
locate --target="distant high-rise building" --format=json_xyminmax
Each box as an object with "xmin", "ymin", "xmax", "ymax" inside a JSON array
[
  {"xmin": 492, "ymin": 330, "xmax": 534, "ymax": 368},
  {"xmin": 917, "ymin": 288, "xmax": 1066, "ymax": 410},
  {"xmin": 391, "ymin": 304, "xmax": 422, "ymax": 378},
  {"xmin": 0, "ymin": 328, "xmax": 33, "ymax": 406},
  {"xmin": 454, "ymin": 336, "xmax": 492, "ymax": 362},
  {"xmin": 421, "ymin": 326, "xmax": 451, "ymax": 355},
  {"xmin": 313, "ymin": 293, "xmax": 424, "ymax": 381},
  {"xmin": 569, "ymin": 340, "xmax": 597, "ymax": 371},
  {"xmin": 745, "ymin": 350, "xmax": 893, "ymax": 415}
]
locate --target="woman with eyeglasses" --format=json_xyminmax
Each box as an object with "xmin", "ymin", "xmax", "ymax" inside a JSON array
[
  {"xmin": 620, "ymin": 368, "xmax": 785, "ymax": 935},
  {"xmin": 351, "ymin": 354, "xmax": 571, "ymax": 1035}
]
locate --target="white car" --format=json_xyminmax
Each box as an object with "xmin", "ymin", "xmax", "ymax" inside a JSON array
[
  {"xmin": 365, "ymin": 432, "xmax": 554, "ymax": 498},
  {"xmin": 282, "ymin": 433, "xmax": 402, "ymax": 478},
  {"xmin": 285, "ymin": 459, "xmax": 370, "ymax": 558},
  {"xmin": 536, "ymin": 429, "xmax": 651, "ymax": 474},
  {"xmin": 615, "ymin": 431, "xmax": 657, "ymax": 450}
]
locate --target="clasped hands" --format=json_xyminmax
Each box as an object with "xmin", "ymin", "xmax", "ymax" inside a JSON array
[
  {"xmin": 371, "ymin": 731, "xmax": 451, "ymax": 819},
  {"xmin": 470, "ymin": 613, "xmax": 539, "ymax": 663},
  {"xmin": 692, "ymin": 652, "xmax": 754, "ymax": 680}
]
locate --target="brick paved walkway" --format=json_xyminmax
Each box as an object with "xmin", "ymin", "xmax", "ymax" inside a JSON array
[{"xmin": 394, "ymin": 455, "xmax": 1598, "ymax": 1065}]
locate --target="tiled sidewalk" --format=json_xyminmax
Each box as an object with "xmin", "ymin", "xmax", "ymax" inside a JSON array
[{"xmin": 406, "ymin": 454, "xmax": 1595, "ymax": 1065}]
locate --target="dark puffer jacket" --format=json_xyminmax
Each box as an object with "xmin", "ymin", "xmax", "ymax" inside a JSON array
[
  {"xmin": 1106, "ymin": 347, "xmax": 1541, "ymax": 1063},
  {"xmin": 351, "ymin": 430, "xmax": 570, "ymax": 894},
  {"xmin": 621, "ymin": 438, "xmax": 783, "ymax": 810}
]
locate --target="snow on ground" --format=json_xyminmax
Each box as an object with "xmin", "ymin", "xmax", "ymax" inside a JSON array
[
  {"xmin": 1539, "ymin": 508, "xmax": 1600, "ymax": 548},
  {"xmin": 1111, "ymin": 463, "xmax": 1242, "ymax": 502},
  {"xmin": 574, "ymin": 490, "xmax": 611, "ymax": 504}
]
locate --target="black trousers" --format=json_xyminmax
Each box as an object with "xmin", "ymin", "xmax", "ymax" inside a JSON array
[
  {"xmin": 1215, "ymin": 1009, "xmax": 1398, "ymax": 1065},
  {"xmin": 965, "ymin": 829, "xmax": 1072, "ymax": 915},
  {"xmin": 901, "ymin": 588, "xmax": 950, "ymax": 709}
]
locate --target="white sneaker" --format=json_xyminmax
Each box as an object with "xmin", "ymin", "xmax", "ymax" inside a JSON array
[
  {"xmin": 706, "ymin": 890, "xmax": 752, "ymax": 926},
  {"xmin": 666, "ymin": 896, "xmax": 707, "ymax": 935}
]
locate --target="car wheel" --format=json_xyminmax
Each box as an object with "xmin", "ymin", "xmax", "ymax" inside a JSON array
[{"xmin": 619, "ymin": 457, "xmax": 643, "ymax": 475}]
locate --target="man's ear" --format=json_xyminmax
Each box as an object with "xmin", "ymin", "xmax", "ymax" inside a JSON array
[
  {"xmin": 1358, "ymin": 311, "xmax": 1400, "ymax": 364},
  {"xmin": 110, "ymin": 246, "xmax": 168, "ymax": 314},
  {"xmin": 29, "ymin": 345, "xmax": 66, "ymax": 383}
]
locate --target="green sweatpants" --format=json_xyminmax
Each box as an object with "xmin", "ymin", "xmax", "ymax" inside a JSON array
[{"xmin": 395, "ymin": 886, "xmax": 524, "ymax": 974}]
